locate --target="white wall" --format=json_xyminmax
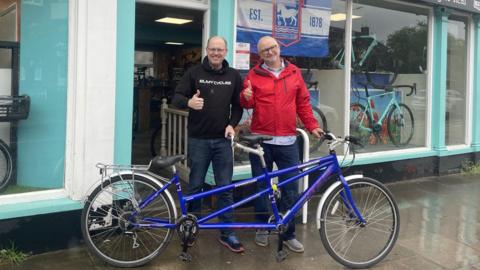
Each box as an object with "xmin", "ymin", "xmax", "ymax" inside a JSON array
[{"xmin": 64, "ymin": 0, "xmax": 118, "ymax": 200}]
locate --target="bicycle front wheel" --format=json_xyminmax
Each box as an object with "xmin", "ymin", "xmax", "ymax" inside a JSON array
[
  {"xmin": 387, "ymin": 103, "xmax": 414, "ymax": 146},
  {"xmin": 319, "ymin": 177, "xmax": 399, "ymax": 269},
  {"xmin": 0, "ymin": 140, "xmax": 13, "ymax": 192},
  {"xmin": 81, "ymin": 173, "xmax": 175, "ymax": 268}
]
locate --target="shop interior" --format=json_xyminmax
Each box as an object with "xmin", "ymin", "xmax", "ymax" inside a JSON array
[{"xmin": 132, "ymin": 3, "xmax": 203, "ymax": 164}]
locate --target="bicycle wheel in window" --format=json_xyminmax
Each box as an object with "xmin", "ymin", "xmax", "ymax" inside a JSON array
[
  {"xmin": 349, "ymin": 103, "xmax": 372, "ymax": 146},
  {"xmin": 0, "ymin": 140, "xmax": 13, "ymax": 192},
  {"xmin": 387, "ymin": 103, "xmax": 414, "ymax": 147},
  {"xmin": 319, "ymin": 177, "xmax": 400, "ymax": 269},
  {"xmin": 310, "ymin": 105, "xmax": 328, "ymax": 151},
  {"xmin": 81, "ymin": 173, "xmax": 175, "ymax": 268}
]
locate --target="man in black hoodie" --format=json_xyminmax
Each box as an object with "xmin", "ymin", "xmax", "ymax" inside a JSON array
[{"xmin": 172, "ymin": 36, "xmax": 244, "ymax": 252}]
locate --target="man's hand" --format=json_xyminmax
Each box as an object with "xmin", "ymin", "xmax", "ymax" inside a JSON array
[
  {"xmin": 311, "ymin": 128, "xmax": 324, "ymax": 139},
  {"xmin": 188, "ymin": 90, "xmax": 204, "ymax": 110},
  {"xmin": 243, "ymin": 80, "xmax": 253, "ymax": 101},
  {"xmin": 225, "ymin": 125, "xmax": 235, "ymax": 138}
]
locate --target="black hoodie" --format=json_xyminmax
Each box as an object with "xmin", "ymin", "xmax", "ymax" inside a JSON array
[{"xmin": 172, "ymin": 57, "xmax": 243, "ymax": 139}]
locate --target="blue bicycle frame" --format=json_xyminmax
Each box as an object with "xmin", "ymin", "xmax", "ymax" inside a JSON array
[{"xmin": 130, "ymin": 150, "xmax": 366, "ymax": 230}]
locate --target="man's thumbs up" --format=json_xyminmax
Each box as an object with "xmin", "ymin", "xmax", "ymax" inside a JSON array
[
  {"xmin": 243, "ymin": 80, "xmax": 253, "ymax": 101},
  {"xmin": 188, "ymin": 89, "xmax": 204, "ymax": 110}
]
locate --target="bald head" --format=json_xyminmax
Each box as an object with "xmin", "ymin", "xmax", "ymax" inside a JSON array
[
  {"xmin": 257, "ymin": 36, "xmax": 278, "ymax": 52},
  {"xmin": 207, "ymin": 36, "xmax": 227, "ymax": 48}
]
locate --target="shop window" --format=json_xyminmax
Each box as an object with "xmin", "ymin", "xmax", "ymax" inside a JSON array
[
  {"xmin": 0, "ymin": 0, "xmax": 68, "ymax": 195},
  {"xmin": 234, "ymin": 0, "xmax": 347, "ymax": 163},
  {"xmin": 349, "ymin": 0, "xmax": 429, "ymax": 153},
  {"xmin": 445, "ymin": 15, "xmax": 468, "ymax": 146}
]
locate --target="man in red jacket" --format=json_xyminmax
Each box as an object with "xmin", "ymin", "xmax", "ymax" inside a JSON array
[{"xmin": 240, "ymin": 36, "xmax": 323, "ymax": 253}]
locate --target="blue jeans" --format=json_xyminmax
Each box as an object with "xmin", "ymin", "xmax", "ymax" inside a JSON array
[
  {"xmin": 249, "ymin": 140, "xmax": 300, "ymax": 240},
  {"xmin": 187, "ymin": 137, "xmax": 234, "ymax": 236}
]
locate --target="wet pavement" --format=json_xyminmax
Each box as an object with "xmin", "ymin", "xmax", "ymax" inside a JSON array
[{"xmin": 3, "ymin": 174, "xmax": 480, "ymax": 269}]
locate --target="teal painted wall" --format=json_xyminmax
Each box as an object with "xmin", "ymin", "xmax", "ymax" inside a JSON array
[
  {"xmin": 115, "ymin": 0, "xmax": 136, "ymax": 164},
  {"xmin": 431, "ymin": 7, "xmax": 449, "ymax": 153},
  {"xmin": 17, "ymin": 1, "xmax": 69, "ymax": 188},
  {"xmin": 210, "ymin": 0, "xmax": 235, "ymax": 62},
  {"xmin": 473, "ymin": 16, "xmax": 480, "ymax": 150}
]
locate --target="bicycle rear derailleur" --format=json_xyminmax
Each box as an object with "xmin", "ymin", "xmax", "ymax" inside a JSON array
[{"xmin": 176, "ymin": 214, "xmax": 199, "ymax": 262}]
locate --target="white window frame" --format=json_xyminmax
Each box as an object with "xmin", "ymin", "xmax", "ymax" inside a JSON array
[
  {"xmin": 445, "ymin": 11, "xmax": 472, "ymax": 150},
  {"xmin": 345, "ymin": 0, "xmax": 434, "ymax": 161}
]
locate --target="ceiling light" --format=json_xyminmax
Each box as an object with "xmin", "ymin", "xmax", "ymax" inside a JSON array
[
  {"xmin": 155, "ymin": 17, "xmax": 192, "ymax": 25},
  {"xmin": 165, "ymin": 42, "xmax": 184, "ymax": 45},
  {"xmin": 330, "ymin": 13, "xmax": 361, "ymax": 22}
]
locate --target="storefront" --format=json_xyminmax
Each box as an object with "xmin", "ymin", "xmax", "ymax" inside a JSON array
[{"xmin": 0, "ymin": 0, "xmax": 479, "ymax": 253}]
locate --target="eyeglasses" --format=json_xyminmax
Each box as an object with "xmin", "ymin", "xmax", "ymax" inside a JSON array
[
  {"xmin": 260, "ymin": 44, "xmax": 278, "ymax": 54},
  {"xmin": 207, "ymin": 47, "xmax": 226, "ymax": 53}
]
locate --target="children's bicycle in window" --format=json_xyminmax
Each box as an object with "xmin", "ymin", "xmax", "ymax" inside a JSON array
[{"xmin": 81, "ymin": 132, "xmax": 400, "ymax": 269}]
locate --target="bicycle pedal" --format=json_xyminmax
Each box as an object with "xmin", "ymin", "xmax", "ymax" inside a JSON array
[
  {"xmin": 275, "ymin": 250, "xmax": 288, "ymax": 262},
  {"xmin": 179, "ymin": 252, "xmax": 192, "ymax": 263}
]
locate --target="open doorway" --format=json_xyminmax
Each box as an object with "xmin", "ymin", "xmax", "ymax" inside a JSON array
[{"xmin": 132, "ymin": 2, "xmax": 204, "ymax": 164}]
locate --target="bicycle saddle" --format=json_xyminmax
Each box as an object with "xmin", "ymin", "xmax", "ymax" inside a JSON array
[
  {"xmin": 239, "ymin": 134, "xmax": 273, "ymax": 146},
  {"xmin": 149, "ymin": 155, "xmax": 185, "ymax": 170}
]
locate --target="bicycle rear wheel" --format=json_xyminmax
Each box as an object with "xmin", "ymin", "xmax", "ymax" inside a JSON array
[
  {"xmin": 0, "ymin": 140, "xmax": 13, "ymax": 192},
  {"xmin": 310, "ymin": 105, "xmax": 328, "ymax": 151},
  {"xmin": 387, "ymin": 103, "xmax": 414, "ymax": 147},
  {"xmin": 81, "ymin": 173, "xmax": 175, "ymax": 267},
  {"xmin": 319, "ymin": 177, "xmax": 399, "ymax": 269}
]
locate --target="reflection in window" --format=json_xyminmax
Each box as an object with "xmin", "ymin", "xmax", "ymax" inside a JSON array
[
  {"xmin": 235, "ymin": 0, "xmax": 346, "ymax": 162},
  {"xmin": 350, "ymin": 1, "xmax": 429, "ymax": 153},
  {"xmin": 445, "ymin": 15, "xmax": 467, "ymax": 146}
]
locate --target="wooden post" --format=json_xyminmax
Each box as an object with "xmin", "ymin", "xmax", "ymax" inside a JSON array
[{"xmin": 160, "ymin": 98, "xmax": 168, "ymax": 157}]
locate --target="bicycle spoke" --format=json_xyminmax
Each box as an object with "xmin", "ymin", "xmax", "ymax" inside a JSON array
[
  {"xmin": 320, "ymin": 179, "xmax": 399, "ymax": 268},
  {"xmin": 82, "ymin": 176, "xmax": 174, "ymax": 267}
]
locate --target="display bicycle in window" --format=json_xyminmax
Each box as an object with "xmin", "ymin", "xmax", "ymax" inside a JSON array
[
  {"xmin": 0, "ymin": 95, "xmax": 30, "ymax": 192},
  {"xmin": 332, "ymin": 34, "xmax": 401, "ymax": 87},
  {"xmin": 350, "ymin": 81, "xmax": 416, "ymax": 147}
]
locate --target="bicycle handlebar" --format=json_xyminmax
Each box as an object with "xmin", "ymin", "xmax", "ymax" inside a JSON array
[
  {"xmin": 385, "ymin": 83, "xmax": 417, "ymax": 96},
  {"xmin": 322, "ymin": 132, "xmax": 363, "ymax": 150},
  {"xmin": 357, "ymin": 82, "xmax": 416, "ymax": 97}
]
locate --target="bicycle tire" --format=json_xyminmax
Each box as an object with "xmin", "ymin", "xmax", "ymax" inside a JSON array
[
  {"xmin": 0, "ymin": 140, "xmax": 13, "ymax": 192},
  {"xmin": 310, "ymin": 105, "xmax": 328, "ymax": 151},
  {"xmin": 81, "ymin": 173, "xmax": 175, "ymax": 268},
  {"xmin": 349, "ymin": 103, "xmax": 372, "ymax": 146},
  {"xmin": 319, "ymin": 177, "xmax": 400, "ymax": 269},
  {"xmin": 150, "ymin": 126, "xmax": 161, "ymax": 157},
  {"xmin": 387, "ymin": 103, "xmax": 414, "ymax": 147}
]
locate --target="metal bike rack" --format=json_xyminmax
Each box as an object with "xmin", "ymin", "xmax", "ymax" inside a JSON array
[{"xmin": 296, "ymin": 128, "xmax": 310, "ymax": 224}]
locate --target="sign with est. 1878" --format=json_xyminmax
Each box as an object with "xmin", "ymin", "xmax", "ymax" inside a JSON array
[{"xmin": 419, "ymin": 0, "xmax": 480, "ymax": 14}]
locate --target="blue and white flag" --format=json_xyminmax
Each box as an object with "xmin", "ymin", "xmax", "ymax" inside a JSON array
[{"xmin": 237, "ymin": 0, "xmax": 331, "ymax": 57}]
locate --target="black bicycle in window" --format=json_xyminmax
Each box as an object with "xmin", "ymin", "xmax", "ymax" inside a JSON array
[{"xmin": 0, "ymin": 95, "xmax": 30, "ymax": 191}]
